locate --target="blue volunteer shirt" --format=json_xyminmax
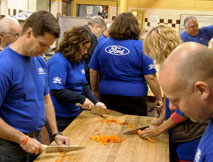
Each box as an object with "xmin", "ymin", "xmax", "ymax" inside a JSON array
[
  {"xmin": 89, "ymin": 38, "xmax": 156, "ymax": 96},
  {"xmin": 180, "ymin": 25, "xmax": 213, "ymax": 46},
  {"xmin": 194, "ymin": 118, "xmax": 213, "ymax": 162},
  {"xmin": 48, "ymin": 52, "xmax": 86, "ymax": 117},
  {"xmin": 0, "ymin": 47, "xmax": 48, "ymax": 133}
]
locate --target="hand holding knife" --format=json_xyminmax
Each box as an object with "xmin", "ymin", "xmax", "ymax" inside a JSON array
[{"xmin": 123, "ymin": 126, "xmax": 155, "ymax": 143}]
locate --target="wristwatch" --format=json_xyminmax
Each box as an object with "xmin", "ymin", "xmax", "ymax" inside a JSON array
[{"xmin": 52, "ymin": 132, "xmax": 63, "ymax": 139}]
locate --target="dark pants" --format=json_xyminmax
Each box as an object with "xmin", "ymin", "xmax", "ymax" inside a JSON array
[
  {"xmin": 101, "ymin": 94, "xmax": 148, "ymax": 116},
  {"xmin": 0, "ymin": 138, "xmax": 38, "ymax": 162}
]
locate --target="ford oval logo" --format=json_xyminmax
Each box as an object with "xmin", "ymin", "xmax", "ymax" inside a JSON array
[{"xmin": 105, "ymin": 45, "xmax": 130, "ymax": 56}]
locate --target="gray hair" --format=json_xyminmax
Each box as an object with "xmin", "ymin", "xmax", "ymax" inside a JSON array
[
  {"xmin": 88, "ymin": 16, "xmax": 106, "ymax": 28},
  {"xmin": 0, "ymin": 16, "xmax": 20, "ymax": 33},
  {"xmin": 183, "ymin": 16, "xmax": 197, "ymax": 27}
]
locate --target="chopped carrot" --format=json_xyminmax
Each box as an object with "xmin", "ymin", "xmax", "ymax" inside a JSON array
[
  {"xmin": 90, "ymin": 134, "xmax": 126, "ymax": 145},
  {"xmin": 106, "ymin": 119, "xmax": 118, "ymax": 123},
  {"xmin": 55, "ymin": 152, "xmax": 65, "ymax": 162}
]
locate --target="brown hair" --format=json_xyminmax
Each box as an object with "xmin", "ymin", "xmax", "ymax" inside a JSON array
[
  {"xmin": 21, "ymin": 10, "xmax": 60, "ymax": 38},
  {"xmin": 56, "ymin": 26, "xmax": 92, "ymax": 62},
  {"xmin": 109, "ymin": 12, "xmax": 141, "ymax": 40}
]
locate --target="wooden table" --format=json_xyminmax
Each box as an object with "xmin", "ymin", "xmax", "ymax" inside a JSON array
[{"xmin": 34, "ymin": 111, "xmax": 169, "ymax": 162}]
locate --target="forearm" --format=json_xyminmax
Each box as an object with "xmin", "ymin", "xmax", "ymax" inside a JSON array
[
  {"xmin": 50, "ymin": 89, "xmax": 86, "ymax": 104},
  {"xmin": 0, "ymin": 118, "xmax": 26, "ymax": 145},
  {"xmin": 145, "ymin": 74, "xmax": 162, "ymax": 101},
  {"xmin": 90, "ymin": 68, "xmax": 99, "ymax": 93},
  {"xmin": 158, "ymin": 117, "xmax": 179, "ymax": 133},
  {"xmin": 44, "ymin": 94, "xmax": 58, "ymax": 135}
]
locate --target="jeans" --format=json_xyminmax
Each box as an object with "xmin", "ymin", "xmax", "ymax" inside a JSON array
[{"xmin": 0, "ymin": 138, "xmax": 38, "ymax": 162}]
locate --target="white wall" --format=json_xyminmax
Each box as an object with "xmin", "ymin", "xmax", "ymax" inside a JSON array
[{"xmin": 8, "ymin": 0, "xmax": 36, "ymax": 15}]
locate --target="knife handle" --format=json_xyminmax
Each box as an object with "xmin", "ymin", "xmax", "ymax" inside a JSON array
[{"xmin": 137, "ymin": 130, "xmax": 155, "ymax": 143}]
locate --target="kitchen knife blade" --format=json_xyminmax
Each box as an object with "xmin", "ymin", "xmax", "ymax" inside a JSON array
[
  {"xmin": 123, "ymin": 126, "xmax": 149, "ymax": 135},
  {"xmin": 90, "ymin": 106, "xmax": 124, "ymax": 116},
  {"xmin": 43, "ymin": 145, "xmax": 85, "ymax": 153},
  {"xmin": 76, "ymin": 103, "xmax": 124, "ymax": 116}
]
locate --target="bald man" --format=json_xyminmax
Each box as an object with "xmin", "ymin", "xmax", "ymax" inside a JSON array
[
  {"xmin": 159, "ymin": 42, "xmax": 213, "ymax": 162},
  {"xmin": 0, "ymin": 16, "xmax": 22, "ymax": 50},
  {"xmin": 180, "ymin": 16, "xmax": 213, "ymax": 46}
]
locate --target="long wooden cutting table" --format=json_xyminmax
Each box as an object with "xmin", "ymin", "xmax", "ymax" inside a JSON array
[{"xmin": 34, "ymin": 111, "xmax": 169, "ymax": 162}]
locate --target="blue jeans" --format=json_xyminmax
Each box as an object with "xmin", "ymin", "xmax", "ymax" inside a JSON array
[{"xmin": 0, "ymin": 138, "xmax": 38, "ymax": 162}]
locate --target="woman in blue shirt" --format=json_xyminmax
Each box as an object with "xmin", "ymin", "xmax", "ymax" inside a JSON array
[
  {"xmin": 89, "ymin": 12, "xmax": 163, "ymax": 116},
  {"xmin": 48, "ymin": 26, "xmax": 106, "ymax": 133}
]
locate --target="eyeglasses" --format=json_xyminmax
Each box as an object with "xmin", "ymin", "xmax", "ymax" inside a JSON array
[
  {"xmin": 7, "ymin": 33, "xmax": 20, "ymax": 39},
  {"xmin": 1, "ymin": 32, "xmax": 20, "ymax": 39}
]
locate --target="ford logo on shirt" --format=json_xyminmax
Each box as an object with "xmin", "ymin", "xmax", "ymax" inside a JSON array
[
  {"xmin": 105, "ymin": 45, "xmax": 130, "ymax": 56},
  {"xmin": 53, "ymin": 77, "xmax": 62, "ymax": 84}
]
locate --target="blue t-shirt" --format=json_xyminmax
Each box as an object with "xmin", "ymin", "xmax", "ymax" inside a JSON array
[
  {"xmin": 194, "ymin": 118, "xmax": 213, "ymax": 162},
  {"xmin": 89, "ymin": 38, "xmax": 156, "ymax": 96},
  {"xmin": 48, "ymin": 52, "xmax": 87, "ymax": 117},
  {"xmin": 98, "ymin": 34, "xmax": 107, "ymax": 42},
  {"xmin": 180, "ymin": 25, "xmax": 213, "ymax": 46},
  {"xmin": 0, "ymin": 47, "xmax": 48, "ymax": 133}
]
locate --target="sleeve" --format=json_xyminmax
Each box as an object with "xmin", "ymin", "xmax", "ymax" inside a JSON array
[
  {"xmin": 88, "ymin": 43, "xmax": 101, "ymax": 71},
  {"xmin": 48, "ymin": 61, "xmax": 68, "ymax": 90},
  {"xmin": 0, "ymin": 71, "xmax": 10, "ymax": 107},
  {"xmin": 141, "ymin": 54, "xmax": 156, "ymax": 75},
  {"xmin": 48, "ymin": 60, "xmax": 87, "ymax": 104},
  {"xmin": 82, "ymin": 82, "xmax": 99, "ymax": 104},
  {"xmin": 50, "ymin": 89, "xmax": 86, "ymax": 104},
  {"xmin": 170, "ymin": 112, "xmax": 186, "ymax": 123}
]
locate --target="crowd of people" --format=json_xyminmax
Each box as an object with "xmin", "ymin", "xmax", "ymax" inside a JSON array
[{"xmin": 0, "ymin": 10, "xmax": 213, "ymax": 162}]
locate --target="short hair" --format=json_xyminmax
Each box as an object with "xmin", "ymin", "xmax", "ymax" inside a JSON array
[
  {"xmin": 21, "ymin": 10, "xmax": 60, "ymax": 38},
  {"xmin": 109, "ymin": 12, "xmax": 141, "ymax": 40},
  {"xmin": 184, "ymin": 16, "xmax": 197, "ymax": 27},
  {"xmin": 144, "ymin": 25, "xmax": 181, "ymax": 65},
  {"xmin": 88, "ymin": 16, "xmax": 106, "ymax": 29},
  {"xmin": 56, "ymin": 26, "xmax": 92, "ymax": 62},
  {"xmin": 0, "ymin": 16, "xmax": 20, "ymax": 33}
]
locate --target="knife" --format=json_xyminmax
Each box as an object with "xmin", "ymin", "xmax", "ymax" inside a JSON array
[
  {"xmin": 123, "ymin": 126, "xmax": 149, "ymax": 135},
  {"xmin": 42, "ymin": 145, "xmax": 85, "ymax": 153},
  {"xmin": 76, "ymin": 103, "xmax": 124, "ymax": 116},
  {"xmin": 123, "ymin": 126, "xmax": 155, "ymax": 143}
]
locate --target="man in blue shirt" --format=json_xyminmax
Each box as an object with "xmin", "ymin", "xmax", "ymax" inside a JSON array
[
  {"xmin": 0, "ymin": 10, "xmax": 70, "ymax": 162},
  {"xmin": 180, "ymin": 16, "xmax": 213, "ymax": 46},
  {"xmin": 159, "ymin": 42, "xmax": 213, "ymax": 162}
]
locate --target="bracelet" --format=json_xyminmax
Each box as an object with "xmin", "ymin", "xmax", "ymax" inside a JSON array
[
  {"xmin": 52, "ymin": 132, "xmax": 63, "ymax": 139},
  {"xmin": 22, "ymin": 136, "xmax": 29, "ymax": 146}
]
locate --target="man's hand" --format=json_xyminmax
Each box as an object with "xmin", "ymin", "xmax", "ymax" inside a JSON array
[
  {"xmin": 21, "ymin": 137, "xmax": 45, "ymax": 154},
  {"xmin": 54, "ymin": 135, "xmax": 71, "ymax": 145}
]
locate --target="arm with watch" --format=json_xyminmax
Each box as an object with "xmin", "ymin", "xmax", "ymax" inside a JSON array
[{"xmin": 44, "ymin": 94, "xmax": 71, "ymax": 145}]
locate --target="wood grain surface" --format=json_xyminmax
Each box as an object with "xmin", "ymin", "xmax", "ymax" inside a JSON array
[{"xmin": 34, "ymin": 111, "xmax": 169, "ymax": 162}]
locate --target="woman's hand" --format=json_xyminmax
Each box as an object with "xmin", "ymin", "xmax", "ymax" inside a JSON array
[
  {"xmin": 82, "ymin": 98, "xmax": 94, "ymax": 110},
  {"xmin": 95, "ymin": 102, "xmax": 107, "ymax": 109},
  {"xmin": 138, "ymin": 126, "xmax": 162, "ymax": 139}
]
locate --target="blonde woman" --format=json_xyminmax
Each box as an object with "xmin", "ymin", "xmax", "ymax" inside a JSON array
[{"xmin": 140, "ymin": 25, "xmax": 208, "ymax": 162}]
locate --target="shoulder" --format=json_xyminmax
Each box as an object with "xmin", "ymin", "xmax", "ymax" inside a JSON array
[{"xmin": 48, "ymin": 52, "xmax": 67, "ymax": 64}]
